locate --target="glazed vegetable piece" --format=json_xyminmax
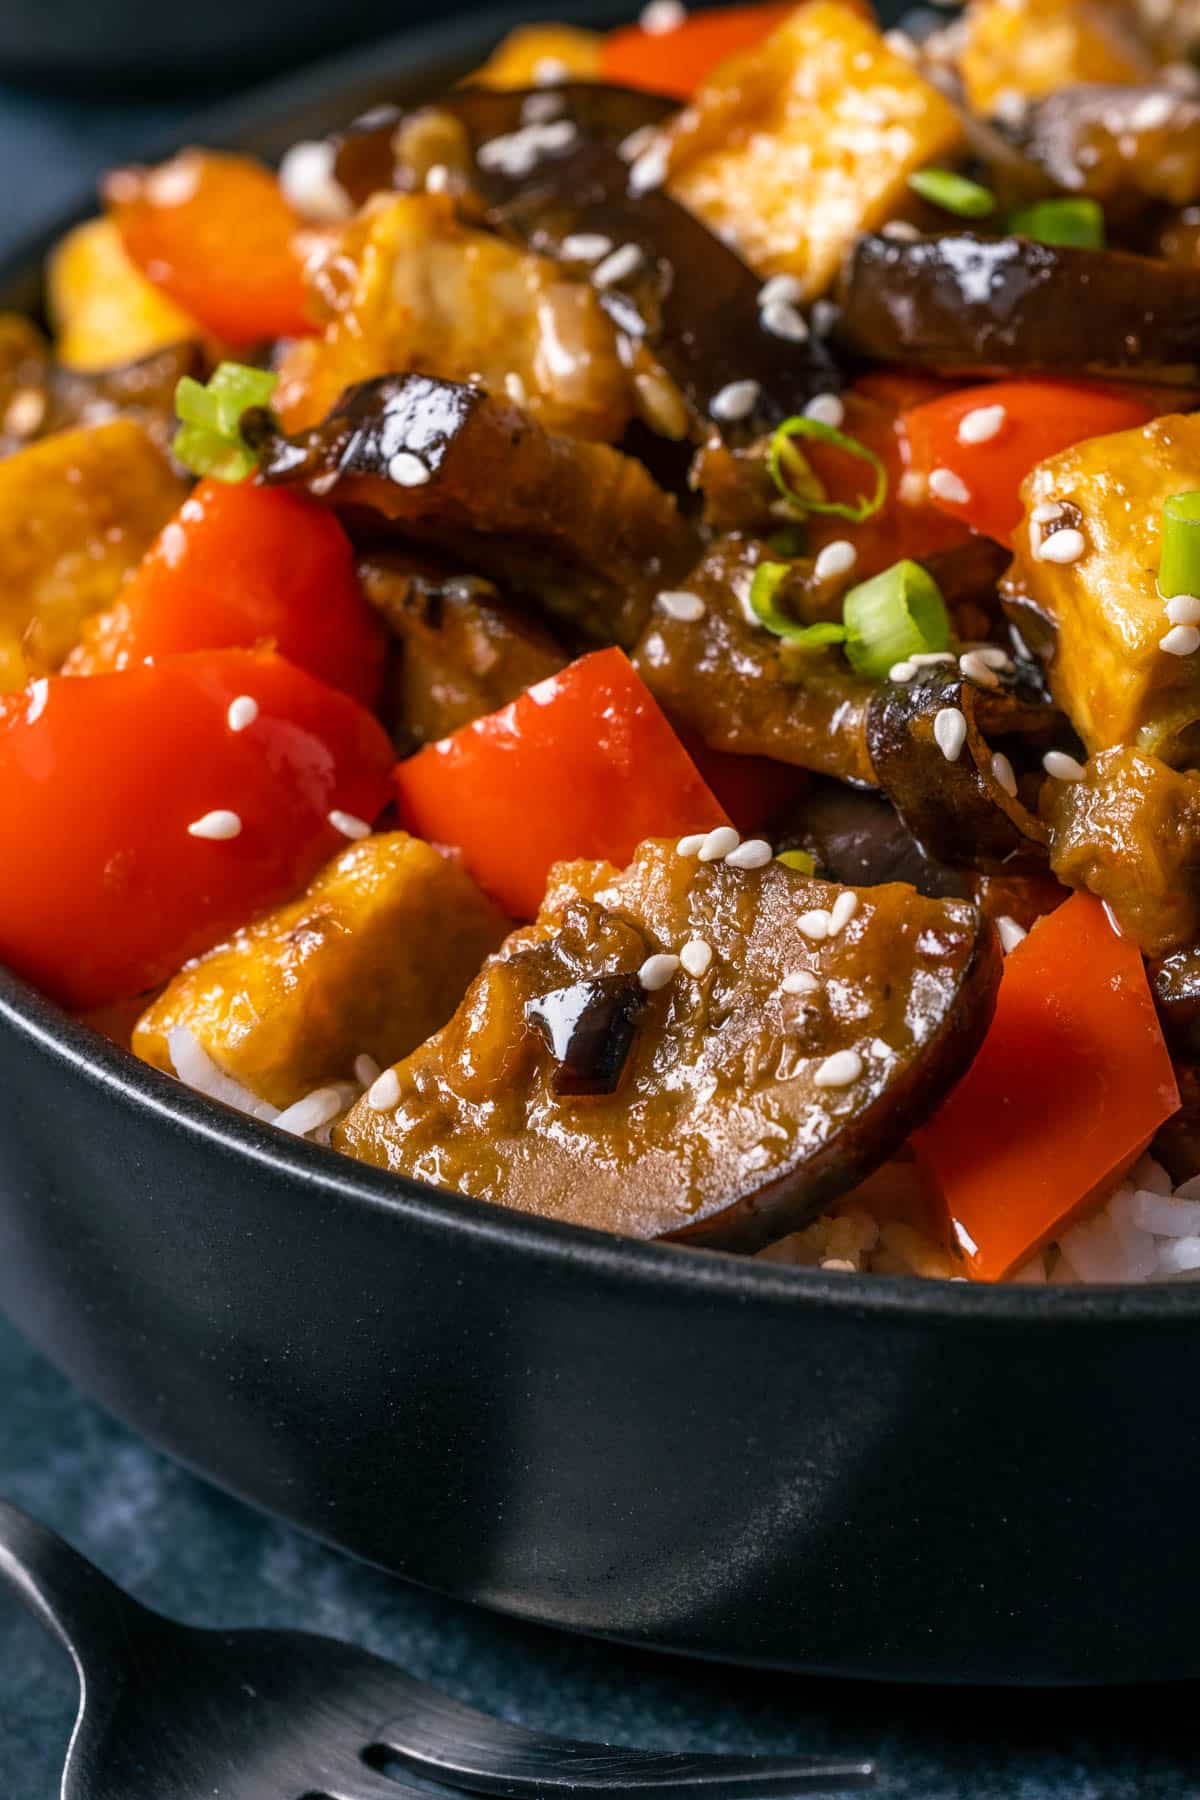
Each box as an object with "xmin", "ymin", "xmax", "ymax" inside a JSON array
[
  {"xmin": 779, "ymin": 775, "xmax": 971, "ymax": 899},
  {"xmin": 1042, "ymin": 746, "xmax": 1200, "ymax": 956},
  {"xmin": 274, "ymin": 194, "xmax": 633, "ymax": 442},
  {"xmin": 837, "ymin": 234, "xmax": 1200, "ymax": 387},
  {"xmin": 473, "ymin": 21, "xmax": 603, "ymax": 85},
  {"xmin": 1003, "ymin": 412, "xmax": 1200, "ymax": 757},
  {"xmin": 46, "ymin": 217, "xmax": 199, "ymax": 373},
  {"xmin": 917, "ymin": 894, "xmax": 1179, "ymax": 1282},
  {"xmin": 106, "ymin": 151, "xmax": 313, "ymax": 346},
  {"xmin": 1017, "ymin": 83, "xmax": 1200, "ymax": 208},
  {"xmin": 0, "ymin": 314, "xmax": 202, "ymax": 461},
  {"xmin": 393, "ymin": 647, "xmax": 730, "ymax": 919},
  {"xmin": 67, "ymin": 478, "xmax": 388, "ymax": 709},
  {"xmin": 336, "ymin": 838, "xmax": 1002, "ymax": 1250},
  {"xmin": 249, "ymin": 372, "xmax": 697, "ymax": 649},
  {"xmin": 902, "ymin": 381, "xmax": 1157, "ymax": 547},
  {"xmin": 0, "ymin": 419, "xmax": 187, "ymax": 690},
  {"xmin": 659, "ymin": 1, "xmax": 962, "ymax": 297},
  {"xmin": 960, "ymin": 0, "xmax": 1156, "ymax": 117},
  {"xmin": 133, "ymin": 831, "xmax": 508, "ymax": 1111},
  {"xmin": 600, "ymin": 2, "xmax": 797, "ymax": 97},
  {"xmin": 0, "ymin": 649, "xmax": 394, "ymax": 1011},
  {"xmin": 1149, "ymin": 945, "xmax": 1200, "ymax": 1061}
]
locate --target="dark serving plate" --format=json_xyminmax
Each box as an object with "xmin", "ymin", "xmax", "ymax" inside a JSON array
[{"xmin": 3, "ymin": 2, "xmax": 1200, "ymax": 1687}]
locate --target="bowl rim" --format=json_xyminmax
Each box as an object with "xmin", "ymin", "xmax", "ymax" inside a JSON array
[{"xmin": 2, "ymin": 0, "xmax": 1195, "ymax": 1327}]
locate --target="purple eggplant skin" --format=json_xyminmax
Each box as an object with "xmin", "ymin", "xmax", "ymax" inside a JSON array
[
  {"xmin": 1150, "ymin": 947, "xmax": 1200, "ymax": 1063},
  {"xmin": 837, "ymin": 232, "xmax": 1200, "ymax": 385},
  {"xmin": 525, "ymin": 973, "xmax": 647, "ymax": 1098},
  {"xmin": 334, "ymin": 83, "xmax": 840, "ymax": 433},
  {"xmin": 783, "ymin": 776, "xmax": 971, "ymax": 900}
]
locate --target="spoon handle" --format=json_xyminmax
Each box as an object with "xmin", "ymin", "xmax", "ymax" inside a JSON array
[{"xmin": 0, "ymin": 1498, "xmax": 136, "ymax": 1681}]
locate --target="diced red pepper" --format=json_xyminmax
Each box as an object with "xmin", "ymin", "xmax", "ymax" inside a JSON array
[
  {"xmin": 902, "ymin": 381, "xmax": 1159, "ymax": 547},
  {"xmin": 600, "ymin": 0, "xmax": 868, "ymax": 97},
  {"xmin": 680, "ymin": 732, "xmax": 808, "ymax": 835},
  {"xmin": 916, "ymin": 894, "xmax": 1180, "ymax": 1281},
  {"xmin": 393, "ymin": 647, "xmax": 730, "ymax": 919},
  {"xmin": 0, "ymin": 650, "xmax": 394, "ymax": 1010},
  {"xmin": 72, "ymin": 479, "xmax": 387, "ymax": 709},
  {"xmin": 108, "ymin": 151, "xmax": 314, "ymax": 345}
]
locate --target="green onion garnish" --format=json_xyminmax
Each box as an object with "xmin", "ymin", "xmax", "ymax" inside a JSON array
[
  {"xmin": 749, "ymin": 562, "xmax": 848, "ymax": 647},
  {"xmin": 776, "ymin": 848, "xmax": 816, "ymax": 874},
  {"xmin": 907, "ymin": 169, "xmax": 996, "ymax": 219},
  {"xmin": 173, "ymin": 361, "xmax": 279, "ymax": 482},
  {"xmin": 767, "ymin": 417, "xmax": 887, "ymax": 524},
  {"xmin": 1158, "ymin": 492, "xmax": 1200, "ymax": 599},
  {"xmin": 842, "ymin": 559, "xmax": 951, "ymax": 679},
  {"xmin": 1008, "ymin": 197, "xmax": 1105, "ymax": 249}
]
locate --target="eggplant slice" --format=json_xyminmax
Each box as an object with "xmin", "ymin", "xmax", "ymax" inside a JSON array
[
  {"xmin": 838, "ymin": 232, "xmax": 1200, "ymax": 385},
  {"xmin": 0, "ymin": 314, "xmax": 201, "ymax": 460},
  {"xmin": 246, "ymin": 372, "xmax": 697, "ymax": 648},
  {"xmin": 334, "ymin": 83, "xmax": 840, "ymax": 434},
  {"xmin": 336, "ymin": 838, "xmax": 1001, "ymax": 1250}
]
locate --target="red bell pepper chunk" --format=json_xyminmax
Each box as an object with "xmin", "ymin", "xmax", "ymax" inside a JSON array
[
  {"xmin": 680, "ymin": 732, "xmax": 808, "ymax": 836},
  {"xmin": 916, "ymin": 894, "xmax": 1180, "ymax": 1281},
  {"xmin": 393, "ymin": 647, "xmax": 731, "ymax": 919},
  {"xmin": 72, "ymin": 479, "xmax": 388, "ymax": 710},
  {"xmin": 108, "ymin": 151, "xmax": 313, "ymax": 345},
  {"xmin": 902, "ymin": 381, "xmax": 1159, "ymax": 547},
  {"xmin": 600, "ymin": 0, "xmax": 868, "ymax": 97},
  {"xmin": 0, "ymin": 650, "xmax": 395, "ymax": 1011}
]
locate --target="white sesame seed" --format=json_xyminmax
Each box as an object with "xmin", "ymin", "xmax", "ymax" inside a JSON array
[
  {"xmin": 187, "ymin": 809, "xmax": 242, "ymax": 840},
  {"xmin": 1166, "ymin": 594, "xmax": 1200, "ymax": 626},
  {"xmin": 640, "ymin": 0, "xmax": 686, "ymax": 31},
  {"xmin": 828, "ymin": 890, "xmax": 859, "ymax": 935},
  {"xmin": 758, "ymin": 273, "xmax": 804, "ymax": 310},
  {"xmin": 883, "ymin": 28, "xmax": 918, "ymax": 60},
  {"xmin": 425, "ymin": 163, "xmax": 451, "ymax": 192},
  {"xmin": 976, "ymin": 645, "xmax": 1014, "ymax": 671},
  {"xmin": 561, "ymin": 232, "xmax": 613, "ymax": 263},
  {"xmin": 147, "ymin": 158, "xmax": 200, "ymax": 206},
  {"xmin": 956, "ymin": 403, "xmax": 1006, "ymax": 446},
  {"xmin": 991, "ymin": 88, "xmax": 1028, "ymax": 128},
  {"xmin": 521, "ymin": 91, "xmax": 565, "ymax": 123},
  {"xmin": 814, "ymin": 539, "xmax": 857, "ymax": 583},
  {"xmin": 227, "ymin": 694, "xmax": 258, "ymax": 732},
  {"xmin": 959, "ymin": 649, "xmax": 1001, "ymax": 690},
  {"xmin": 1043, "ymin": 750, "xmax": 1087, "ymax": 782},
  {"xmin": 388, "ymin": 451, "xmax": 431, "ymax": 487},
  {"xmin": 698, "ymin": 825, "xmax": 740, "ymax": 862},
  {"xmin": 504, "ymin": 371, "xmax": 528, "ymax": 406},
  {"xmin": 639, "ymin": 952, "xmax": 680, "ymax": 991},
  {"xmin": 533, "ymin": 56, "xmax": 569, "ymax": 83},
  {"xmin": 881, "ymin": 220, "xmax": 921, "ymax": 242},
  {"xmin": 724, "ymin": 837, "xmax": 772, "ymax": 869},
  {"xmin": 593, "ymin": 242, "xmax": 644, "ymax": 287},
  {"xmin": 354, "ymin": 1053, "xmax": 381, "ymax": 1088},
  {"xmin": 889, "ymin": 660, "xmax": 917, "ymax": 682},
  {"xmin": 929, "ymin": 467, "xmax": 971, "ymax": 505},
  {"xmin": 680, "ymin": 937, "xmax": 713, "ymax": 977},
  {"xmin": 933, "ymin": 706, "xmax": 967, "ymax": 762},
  {"xmin": 328, "ymin": 809, "xmax": 372, "ymax": 839},
  {"xmin": 910, "ymin": 651, "xmax": 956, "ymax": 667},
  {"xmin": 3, "ymin": 387, "xmax": 45, "ymax": 437},
  {"xmin": 761, "ymin": 300, "xmax": 809, "ymax": 342},
  {"xmin": 991, "ymin": 751, "xmax": 1018, "ymax": 797},
  {"xmin": 676, "ymin": 832, "xmax": 706, "ymax": 856},
  {"xmin": 781, "ymin": 970, "xmax": 819, "ymax": 995},
  {"xmin": 820, "ymin": 1257, "xmax": 858, "ymax": 1272},
  {"xmin": 814, "ymin": 1048, "xmax": 864, "ymax": 1089},
  {"xmin": 1129, "ymin": 91, "xmax": 1174, "ymax": 132},
  {"xmin": 278, "ymin": 139, "xmax": 352, "ymax": 222},
  {"xmin": 657, "ymin": 589, "xmax": 706, "ymax": 622},
  {"xmin": 996, "ymin": 915, "xmax": 1027, "ymax": 955},
  {"xmin": 1160, "ymin": 624, "xmax": 1200, "ymax": 657},
  {"xmin": 710, "ymin": 378, "xmax": 762, "ymax": 422},
  {"xmin": 628, "ymin": 145, "xmax": 669, "ymax": 195},
  {"xmin": 367, "ymin": 1068, "xmax": 402, "ymax": 1111},
  {"xmin": 618, "ymin": 124, "xmax": 657, "ymax": 163},
  {"xmin": 1031, "ymin": 501, "xmax": 1063, "ymax": 525},
  {"xmin": 804, "ymin": 392, "xmax": 845, "ymax": 429},
  {"xmin": 797, "ymin": 909, "xmax": 832, "ymax": 941},
  {"xmin": 898, "ymin": 470, "xmax": 928, "ymax": 507},
  {"xmin": 1035, "ymin": 527, "xmax": 1086, "ymax": 565},
  {"xmin": 869, "ymin": 1037, "xmax": 892, "ymax": 1059}
]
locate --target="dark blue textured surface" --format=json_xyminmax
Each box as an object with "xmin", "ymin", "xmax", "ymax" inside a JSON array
[{"xmin": 0, "ymin": 66, "xmax": 1195, "ymax": 1800}]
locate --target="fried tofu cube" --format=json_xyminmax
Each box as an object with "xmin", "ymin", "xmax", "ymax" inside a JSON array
[
  {"xmin": 662, "ymin": 1, "xmax": 962, "ymax": 297},
  {"xmin": 1005, "ymin": 413, "xmax": 1200, "ymax": 758},
  {"xmin": 0, "ymin": 418, "xmax": 187, "ymax": 689},
  {"xmin": 134, "ymin": 831, "xmax": 509, "ymax": 1111},
  {"xmin": 47, "ymin": 217, "xmax": 198, "ymax": 373},
  {"xmin": 474, "ymin": 21, "xmax": 602, "ymax": 86},
  {"xmin": 961, "ymin": 0, "xmax": 1155, "ymax": 117}
]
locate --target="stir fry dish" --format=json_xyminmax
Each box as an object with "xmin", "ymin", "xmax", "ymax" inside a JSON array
[{"xmin": 9, "ymin": 0, "xmax": 1200, "ymax": 1284}]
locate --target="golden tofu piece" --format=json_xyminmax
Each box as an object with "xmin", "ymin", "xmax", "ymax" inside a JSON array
[
  {"xmin": 134, "ymin": 832, "xmax": 509, "ymax": 1111},
  {"xmin": 0, "ymin": 419, "xmax": 187, "ymax": 690},
  {"xmin": 47, "ymin": 217, "xmax": 198, "ymax": 373},
  {"xmin": 474, "ymin": 22, "xmax": 602, "ymax": 86},
  {"xmin": 961, "ymin": 0, "xmax": 1155, "ymax": 116},
  {"xmin": 662, "ymin": 1, "xmax": 961, "ymax": 297},
  {"xmin": 1005, "ymin": 413, "xmax": 1200, "ymax": 759},
  {"xmin": 275, "ymin": 192, "xmax": 632, "ymax": 441}
]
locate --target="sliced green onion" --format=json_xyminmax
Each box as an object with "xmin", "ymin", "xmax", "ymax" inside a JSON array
[
  {"xmin": 1008, "ymin": 197, "xmax": 1105, "ymax": 249},
  {"xmin": 1159, "ymin": 492, "xmax": 1200, "ymax": 599},
  {"xmin": 749, "ymin": 562, "xmax": 847, "ymax": 647},
  {"xmin": 842, "ymin": 559, "xmax": 950, "ymax": 680},
  {"xmin": 776, "ymin": 848, "xmax": 815, "ymax": 874},
  {"xmin": 172, "ymin": 361, "xmax": 279, "ymax": 482},
  {"xmin": 907, "ymin": 168, "xmax": 996, "ymax": 219},
  {"xmin": 767, "ymin": 417, "xmax": 887, "ymax": 524}
]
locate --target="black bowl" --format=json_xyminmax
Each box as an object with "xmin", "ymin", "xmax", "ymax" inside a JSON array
[{"xmin": 3, "ymin": 3, "xmax": 1200, "ymax": 1687}]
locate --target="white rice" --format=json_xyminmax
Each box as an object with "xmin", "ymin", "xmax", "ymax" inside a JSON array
[
  {"xmin": 167, "ymin": 1027, "xmax": 368, "ymax": 1145},
  {"xmin": 1015, "ymin": 1156, "xmax": 1200, "ymax": 1285}
]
